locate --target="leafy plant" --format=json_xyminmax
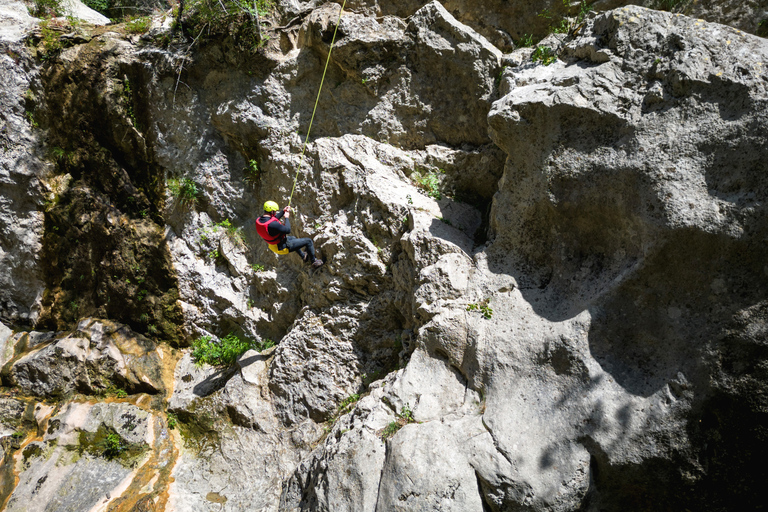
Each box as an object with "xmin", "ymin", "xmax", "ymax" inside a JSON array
[
  {"xmin": 191, "ymin": 333, "xmax": 270, "ymax": 367},
  {"xmin": 185, "ymin": 0, "xmax": 273, "ymax": 51},
  {"xmin": 126, "ymin": 16, "xmax": 151, "ymax": 34},
  {"xmin": 103, "ymin": 432, "xmax": 124, "ymax": 459},
  {"xmin": 411, "ymin": 168, "xmax": 441, "ymax": 200},
  {"xmin": 167, "ymin": 412, "xmax": 178, "ymax": 430},
  {"xmin": 532, "ymin": 45, "xmax": 557, "ymax": 66},
  {"xmin": 256, "ymin": 338, "xmax": 275, "ymax": 351},
  {"xmin": 495, "ymin": 65, "xmax": 508, "ymax": 88},
  {"xmin": 217, "ymin": 219, "xmax": 245, "ymax": 246},
  {"xmin": 380, "ymin": 403, "xmax": 417, "ymax": 441},
  {"xmin": 517, "ymin": 33, "xmax": 534, "ymax": 48},
  {"xmin": 32, "ymin": 0, "xmax": 63, "ymax": 18},
  {"xmin": 105, "ymin": 385, "xmax": 128, "ymax": 398},
  {"xmin": 758, "ymin": 19, "xmax": 768, "ymax": 38},
  {"xmin": 251, "ymin": 263, "xmax": 265, "ymax": 272},
  {"xmin": 25, "ymin": 110, "xmax": 38, "ymax": 128},
  {"xmin": 167, "ymin": 177, "xmax": 200, "ymax": 206},
  {"xmin": 324, "ymin": 393, "xmax": 362, "ymax": 433},
  {"xmin": 81, "ymin": 0, "xmax": 109, "ymax": 14},
  {"xmin": 466, "ymin": 298, "xmax": 493, "ymax": 319},
  {"xmin": 208, "ymin": 249, "xmax": 220, "ymax": 260},
  {"xmin": 245, "ymin": 159, "xmax": 260, "ymax": 183}
]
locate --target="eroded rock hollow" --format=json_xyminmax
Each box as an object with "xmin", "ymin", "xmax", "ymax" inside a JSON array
[{"xmin": 1, "ymin": 0, "xmax": 767, "ymax": 510}]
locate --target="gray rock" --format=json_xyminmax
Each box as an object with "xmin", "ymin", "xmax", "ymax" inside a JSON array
[
  {"xmin": 59, "ymin": 0, "xmax": 110, "ymax": 25},
  {"xmin": 0, "ymin": 38, "xmax": 45, "ymax": 326},
  {"xmin": 0, "ymin": 1, "xmax": 38, "ymax": 43},
  {"xmin": 4, "ymin": 400, "xmax": 172, "ymax": 512},
  {"xmin": 8, "ymin": 319, "xmax": 164, "ymax": 397}
]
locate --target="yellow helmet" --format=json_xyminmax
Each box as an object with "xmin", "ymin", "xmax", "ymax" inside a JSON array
[{"xmin": 263, "ymin": 200, "xmax": 279, "ymax": 212}]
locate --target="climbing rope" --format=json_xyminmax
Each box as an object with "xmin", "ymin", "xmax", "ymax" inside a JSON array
[{"xmin": 287, "ymin": 0, "xmax": 347, "ymax": 207}]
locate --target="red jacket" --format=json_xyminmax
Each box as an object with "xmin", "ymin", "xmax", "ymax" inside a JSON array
[{"xmin": 255, "ymin": 215, "xmax": 285, "ymax": 244}]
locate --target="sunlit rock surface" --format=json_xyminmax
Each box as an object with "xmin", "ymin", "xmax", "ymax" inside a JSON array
[{"xmin": 0, "ymin": 0, "xmax": 767, "ymax": 510}]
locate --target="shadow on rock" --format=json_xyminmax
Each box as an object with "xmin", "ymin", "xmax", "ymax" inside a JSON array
[{"xmin": 587, "ymin": 229, "xmax": 768, "ymax": 398}]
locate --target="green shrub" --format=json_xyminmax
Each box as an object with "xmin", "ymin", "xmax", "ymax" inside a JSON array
[
  {"xmin": 185, "ymin": 0, "xmax": 275, "ymax": 51},
  {"xmin": 39, "ymin": 19, "xmax": 64, "ymax": 59},
  {"xmin": 103, "ymin": 432, "xmax": 124, "ymax": 459},
  {"xmin": 32, "ymin": 0, "xmax": 63, "ymax": 18},
  {"xmin": 105, "ymin": 385, "xmax": 128, "ymax": 398},
  {"xmin": 467, "ymin": 298, "xmax": 493, "ymax": 319},
  {"xmin": 191, "ymin": 333, "xmax": 272, "ymax": 367},
  {"xmin": 217, "ymin": 219, "xmax": 245, "ymax": 246},
  {"xmin": 167, "ymin": 177, "xmax": 200, "ymax": 206},
  {"xmin": 167, "ymin": 412, "xmax": 178, "ymax": 430},
  {"xmin": 126, "ymin": 16, "xmax": 151, "ymax": 34},
  {"xmin": 411, "ymin": 168, "xmax": 442, "ymax": 200},
  {"xmin": 380, "ymin": 403, "xmax": 417, "ymax": 440},
  {"xmin": 81, "ymin": 0, "xmax": 109, "ymax": 14},
  {"xmin": 532, "ymin": 46, "xmax": 557, "ymax": 66},
  {"xmin": 245, "ymin": 159, "xmax": 260, "ymax": 183},
  {"xmin": 517, "ymin": 33, "xmax": 534, "ymax": 48},
  {"xmin": 251, "ymin": 263, "xmax": 265, "ymax": 272}
]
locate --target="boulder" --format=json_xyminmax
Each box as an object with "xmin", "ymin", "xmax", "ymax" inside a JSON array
[{"xmin": 7, "ymin": 319, "xmax": 164, "ymax": 397}]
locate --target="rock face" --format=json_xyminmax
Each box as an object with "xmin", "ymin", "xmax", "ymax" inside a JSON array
[
  {"xmin": 6, "ymin": 318, "xmax": 165, "ymax": 397},
  {"xmin": 0, "ymin": 26, "xmax": 45, "ymax": 325},
  {"xmin": 1, "ymin": 0, "xmax": 768, "ymax": 511}
]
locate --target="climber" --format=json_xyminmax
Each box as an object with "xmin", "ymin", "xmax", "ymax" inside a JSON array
[{"xmin": 255, "ymin": 201, "xmax": 324, "ymax": 268}]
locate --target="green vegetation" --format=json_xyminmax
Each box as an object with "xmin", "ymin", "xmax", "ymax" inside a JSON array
[
  {"xmin": 121, "ymin": 77, "xmax": 138, "ymax": 128},
  {"xmin": 103, "ymin": 432, "xmax": 124, "ymax": 459},
  {"xmin": 167, "ymin": 412, "xmax": 179, "ymax": 430},
  {"xmin": 38, "ymin": 19, "xmax": 64, "ymax": 59},
  {"xmin": 539, "ymin": 0, "xmax": 593, "ymax": 35},
  {"xmin": 517, "ymin": 33, "xmax": 534, "ymax": 48},
  {"xmin": 324, "ymin": 393, "xmax": 362, "ymax": 433},
  {"xmin": 185, "ymin": 0, "xmax": 276, "ymax": 51},
  {"xmin": 758, "ymin": 19, "xmax": 768, "ymax": 38},
  {"xmin": 126, "ymin": 16, "xmax": 151, "ymax": 34},
  {"xmin": 380, "ymin": 403, "xmax": 416, "ymax": 441},
  {"xmin": 411, "ymin": 168, "xmax": 442, "ymax": 200},
  {"xmin": 167, "ymin": 177, "xmax": 200, "ymax": 206},
  {"xmin": 191, "ymin": 333, "xmax": 273, "ymax": 367},
  {"xmin": 217, "ymin": 219, "xmax": 246, "ymax": 246},
  {"xmin": 81, "ymin": 0, "xmax": 108, "ymax": 15},
  {"xmin": 245, "ymin": 159, "xmax": 260, "ymax": 183},
  {"xmin": 532, "ymin": 45, "xmax": 557, "ymax": 66},
  {"xmin": 25, "ymin": 110, "xmax": 38, "ymax": 128},
  {"xmin": 251, "ymin": 263, "xmax": 265, "ymax": 272},
  {"xmin": 104, "ymin": 385, "xmax": 128, "ymax": 398},
  {"xmin": 467, "ymin": 298, "xmax": 493, "ymax": 319},
  {"xmin": 31, "ymin": 0, "xmax": 63, "ymax": 17}
]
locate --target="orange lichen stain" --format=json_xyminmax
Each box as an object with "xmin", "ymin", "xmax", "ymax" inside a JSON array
[
  {"xmin": 206, "ymin": 492, "xmax": 228, "ymax": 504},
  {"xmin": 158, "ymin": 346, "xmax": 183, "ymax": 403},
  {"xmin": 104, "ymin": 414, "xmax": 179, "ymax": 512},
  {"xmin": 0, "ymin": 401, "xmax": 57, "ymax": 510}
]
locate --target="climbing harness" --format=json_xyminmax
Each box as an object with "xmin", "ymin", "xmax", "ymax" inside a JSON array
[{"xmin": 287, "ymin": 0, "xmax": 347, "ymax": 207}]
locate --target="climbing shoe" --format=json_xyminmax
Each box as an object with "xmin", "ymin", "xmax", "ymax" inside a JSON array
[{"xmin": 312, "ymin": 259, "xmax": 324, "ymax": 269}]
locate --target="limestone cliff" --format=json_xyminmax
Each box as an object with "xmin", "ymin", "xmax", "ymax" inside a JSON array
[{"xmin": 0, "ymin": 0, "xmax": 767, "ymax": 511}]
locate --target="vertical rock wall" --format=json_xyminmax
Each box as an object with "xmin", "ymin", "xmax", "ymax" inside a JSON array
[{"xmin": 0, "ymin": 0, "xmax": 767, "ymax": 511}]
